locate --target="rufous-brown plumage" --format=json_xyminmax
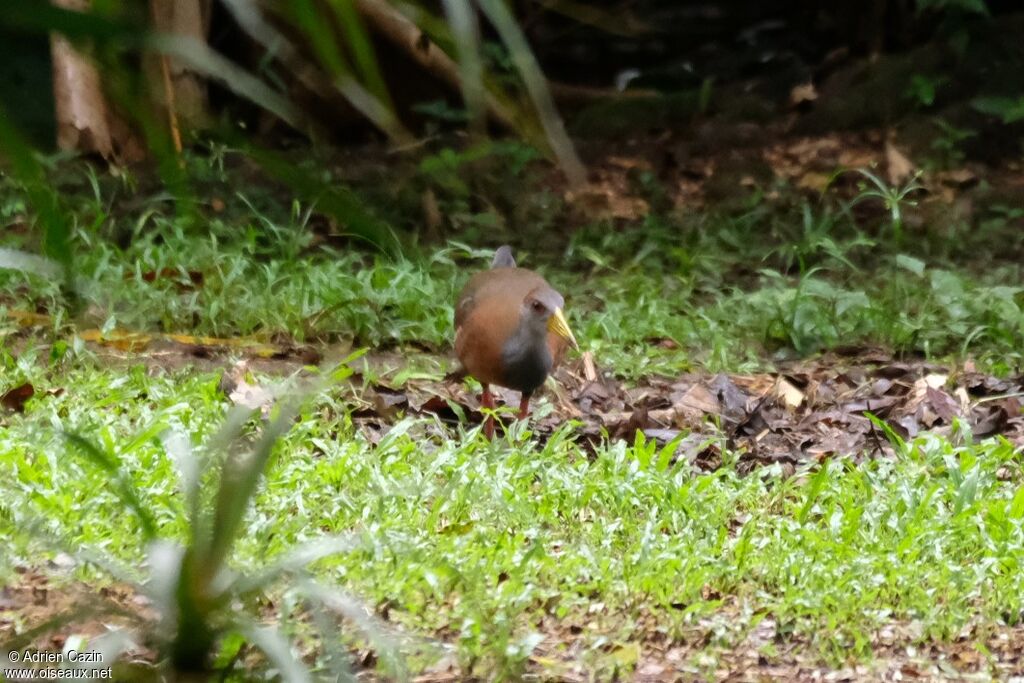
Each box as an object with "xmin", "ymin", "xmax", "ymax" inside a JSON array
[{"xmin": 455, "ymin": 246, "xmax": 578, "ymax": 438}]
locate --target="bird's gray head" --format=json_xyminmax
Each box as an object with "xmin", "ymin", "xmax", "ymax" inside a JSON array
[{"xmin": 522, "ymin": 286, "xmax": 578, "ymax": 349}]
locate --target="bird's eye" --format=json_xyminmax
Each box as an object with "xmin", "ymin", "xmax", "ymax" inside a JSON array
[{"xmin": 531, "ymin": 300, "xmax": 545, "ymax": 312}]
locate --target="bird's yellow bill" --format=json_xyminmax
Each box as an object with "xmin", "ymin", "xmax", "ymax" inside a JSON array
[{"xmin": 548, "ymin": 308, "xmax": 579, "ymax": 350}]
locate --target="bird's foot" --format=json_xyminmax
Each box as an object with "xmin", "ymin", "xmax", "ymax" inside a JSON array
[
  {"xmin": 517, "ymin": 394, "xmax": 531, "ymax": 420},
  {"xmin": 482, "ymin": 385, "xmax": 495, "ymax": 440}
]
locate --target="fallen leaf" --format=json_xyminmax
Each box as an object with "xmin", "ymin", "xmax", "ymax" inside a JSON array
[
  {"xmin": 372, "ymin": 388, "xmax": 408, "ymax": 420},
  {"xmin": 886, "ymin": 140, "xmax": 915, "ymax": 185},
  {"xmin": 789, "ymin": 82, "xmax": 818, "ymax": 107},
  {"xmin": 773, "ymin": 377, "xmax": 805, "ymax": 410},
  {"xmin": 79, "ymin": 329, "xmax": 152, "ymax": 352},
  {"xmin": 674, "ymin": 383, "xmax": 721, "ymax": 417},
  {"xmin": 7, "ymin": 309, "xmax": 51, "ymax": 327},
  {"xmin": 1, "ymin": 383, "xmax": 34, "ymax": 412},
  {"xmin": 220, "ymin": 361, "xmax": 275, "ymax": 418},
  {"xmin": 797, "ymin": 171, "xmax": 830, "ymax": 193}
]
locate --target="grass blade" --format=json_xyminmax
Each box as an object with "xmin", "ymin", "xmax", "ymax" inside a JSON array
[
  {"xmin": 232, "ymin": 536, "xmax": 358, "ymax": 595},
  {"xmin": 205, "ymin": 401, "xmax": 300, "ymax": 574},
  {"xmin": 300, "ymin": 579, "xmax": 408, "ymax": 681},
  {"xmin": 236, "ymin": 620, "xmax": 313, "ymax": 683},
  {"xmin": 64, "ymin": 433, "xmax": 158, "ymax": 541},
  {"xmin": 440, "ymin": 0, "xmax": 485, "ymax": 129},
  {"xmin": 476, "ymin": 0, "xmax": 586, "ymax": 186}
]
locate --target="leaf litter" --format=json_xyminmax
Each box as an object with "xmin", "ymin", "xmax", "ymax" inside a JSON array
[
  {"xmin": 339, "ymin": 346, "xmax": 1024, "ymax": 479},
  {"xmin": 63, "ymin": 332, "xmax": 1024, "ymax": 468}
]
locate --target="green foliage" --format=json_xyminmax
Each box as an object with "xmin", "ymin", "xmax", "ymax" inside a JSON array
[
  {"xmin": 4, "ymin": 155, "xmax": 1024, "ymax": 376},
  {"xmin": 848, "ymin": 168, "xmax": 923, "ymax": 243},
  {"xmin": 971, "ymin": 95, "xmax": 1024, "ymax": 123},
  {"xmin": 0, "ymin": 108, "xmax": 73, "ymax": 294},
  {"xmin": 916, "ymin": 0, "xmax": 990, "ymax": 15},
  {"xmin": 2, "ymin": 359, "xmax": 1023, "ymax": 675},
  {"xmin": 929, "ymin": 118, "xmax": 977, "ymax": 168},
  {"xmin": 907, "ymin": 74, "xmax": 947, "ymax": 107},
  {"xmin": 0, "ymin": 0, "xmax": 584, "ymax": 178},
  {"xmin": 2, "ymin": 356, "xmax": 404, "ymax": 679}
]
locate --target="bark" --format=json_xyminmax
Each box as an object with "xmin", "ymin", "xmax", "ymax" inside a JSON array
[
  {"xmin": 50, "ymin": 0, "xmax": 145, "ymax": 161},
  {"xmin": 146, "ymin": 0, "xmax": 211, "ymax": 130},
  {"xmin": 354, "ymin": 0, "xmax": 517, "ymax": 129}
]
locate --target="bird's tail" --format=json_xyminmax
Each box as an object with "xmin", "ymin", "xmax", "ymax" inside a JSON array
[{"xmin": 491, "ymin": 245, "xmax": 516, "ymax": 268}]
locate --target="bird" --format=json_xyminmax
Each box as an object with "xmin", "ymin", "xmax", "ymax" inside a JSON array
[{"xmin": 454, "ymin": 245, "xmax": 579, "ymax": 438}]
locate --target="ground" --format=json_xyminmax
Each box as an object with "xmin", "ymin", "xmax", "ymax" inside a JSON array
[{"xmin": 2, "ymin": 123, "xmax": 1024, "ymax": 681}]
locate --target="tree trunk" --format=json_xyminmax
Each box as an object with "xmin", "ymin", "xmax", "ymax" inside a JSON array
[
  {"xmin": 146, "ymin": 0, "xmax": 212, "ymax": 131},
  {"xmin": 50, "ymin": 0, "xmax": 145, "ymax": 162}
]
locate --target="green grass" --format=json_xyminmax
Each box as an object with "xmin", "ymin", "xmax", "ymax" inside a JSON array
[
  {"xmin": 3, "ymin": 153, "xmax": 1024, "ymax": 677},
  {"xmin": 1, "ymin": 357, "xmax": 1023, "ymax": 676},
  {"xmin": 3, "ymin": 162, "xmax": 1024, "ymax": 379}
]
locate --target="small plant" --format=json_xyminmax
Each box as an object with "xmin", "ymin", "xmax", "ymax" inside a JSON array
[
  {"xmin": 971, "ymin": 95, "xmax": 1024, "ymax": 124},
  {"xmin": 907, "ymin": 74, "xmax": 947, "ymax": 108},
  {"xmin": 848, "ymin": 168, "xmax": 923, "ymax": 243},
  {"xmin": 4, "ymin": 359, "xmax": 405, "ymax": 681},
  {"xmin": 930, "ymin": 118, "xmax": 977, "ymax": 168},
  {"xmin": 765, "ymin": 201, "xmax": 874, "ymax": 275}
]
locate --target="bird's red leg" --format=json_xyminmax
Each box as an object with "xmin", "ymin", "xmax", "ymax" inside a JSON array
[
  {"xmin": 481, "ymin": 384, "xmax": 495, "ymax": 439},
  {"xmin": 518, "ymin": 393, "xmax": 531, "ymax": 420}
]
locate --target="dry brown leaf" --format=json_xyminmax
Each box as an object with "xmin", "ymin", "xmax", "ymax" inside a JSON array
[
  {"xmin": 885, "ymin": 140, "xmax": 915, "ymax": 185},
  {"xmin": 79, "ymin": 329, "xmax": 152, "ymax": 352},
  {"xmin": 773, "ymin": 377, "xmax": 805, "ymax": 410},
  {"xmin": 797, "ymin": 171, "xmax": 830, "ymax": 193},
  {"xmin": 789, "ymin": 82, "xmax": 818, "ymax": 107},
  {"xmin": 582, "ymin": 351, "xmax": 598, "ymax": 383},
  {"xmin": 675, "ymin": 383, "xmax": 720, "ymax": 416},
  {"xmin": 1, "ymin": 383, "xmax": 35, "ymax": 412},
  {"xmin": 220, "ymin": 361, "xmax": 275, "ymax": 418}
]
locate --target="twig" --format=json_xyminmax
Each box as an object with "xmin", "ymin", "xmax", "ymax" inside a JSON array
[{"xmin": 150, "ymin": 0, "xmax": 184, "ymax": 161}]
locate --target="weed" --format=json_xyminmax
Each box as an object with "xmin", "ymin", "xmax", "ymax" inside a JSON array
[
  {"xmin": 847, "ymin": 168, "xmax": 924, "ymax": 243},
  {"xmin": 2, "ymin": 358, "xmax": 406, "ymax": 680},
  {"xmin": 2, "ymin": 362, "xmax": 1023, "ymax": 674}
]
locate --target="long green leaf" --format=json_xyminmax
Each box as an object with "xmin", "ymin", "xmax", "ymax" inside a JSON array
[
  {"xmin": 440, "ymin": 0, "xmax": 485, "ymax": 129},
  {"xmin": 332, "ymin": 0, "xmax": 396, "ymax": 110},
  {"xmin": 64, "ymin": 433, "xmax": 158, "ymax": 541},
  {"xmin": 236, "ymin": 620, "xmax": 314, "ymax": 683},
  {"xmin": 477, "ymin": 0, "xmax": 586, "ymax": 186},
  {"xmin": 223, "ymin": 0, "xmax": 411, "ymax": 143},
  {"xmin": 148, "ymin": 34, "xmax": 301, "ymax": 131},
  {"xmin": 205, "ymin": 401, "xmax": 300, "ymax": 576},
  {"xmin": 0, "ymin": 248, "xmax": 63, "ymax": 278},
  {"xmin": 299, "ymin": 580, "xmax": 408, "ymax": 681},
  {"xmin": 232, "ymin": 536, "xmax": 358, "ymax": 595}
]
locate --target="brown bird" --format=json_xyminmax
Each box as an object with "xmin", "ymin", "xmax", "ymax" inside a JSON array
[{"xmin": 454, "ymin": 246, "xmax": 579, "ymax": 438}]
